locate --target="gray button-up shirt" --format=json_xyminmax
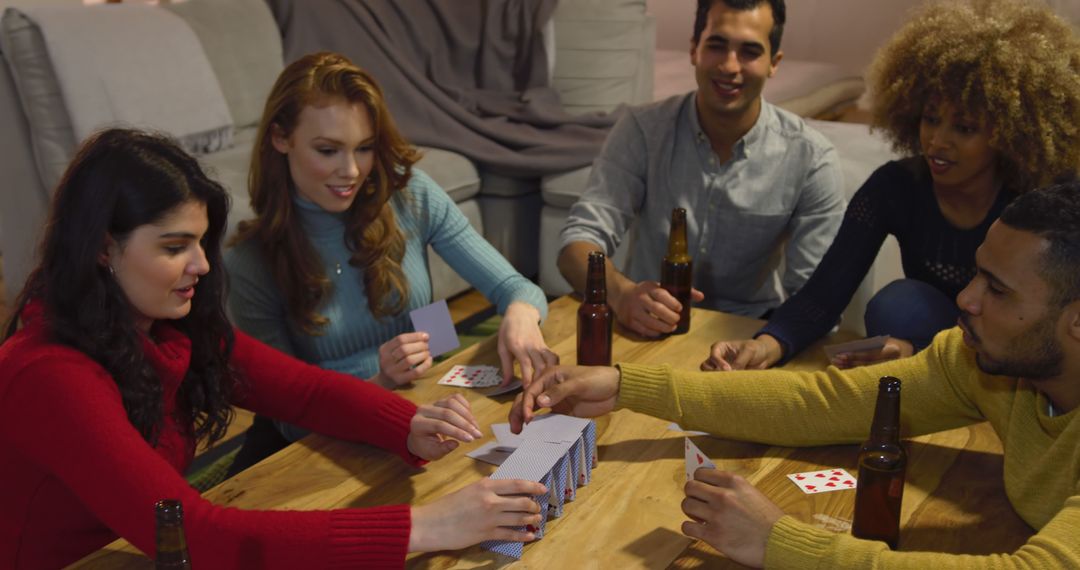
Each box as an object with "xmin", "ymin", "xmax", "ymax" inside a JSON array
[{"xmin": 560, "ymin": 93, "xmax": 846, "ymax": 317}]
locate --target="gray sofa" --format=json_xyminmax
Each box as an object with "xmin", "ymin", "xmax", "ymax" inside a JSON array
[{"xmin": 0, "ymin": 0, "xmax": 655, "ymax": 302}]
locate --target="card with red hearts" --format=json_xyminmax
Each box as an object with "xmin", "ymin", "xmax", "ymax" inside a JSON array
[
  {"xmin": 684, "ymin": 437, "xmax": 717, "ymax": 481},
  {"xmin": 436, "ymin": 364, "xmax": 502, "ymax": 388},
  {"xmin": 786, "ymin": 468, "xmax": 857, "ymax": 494}
]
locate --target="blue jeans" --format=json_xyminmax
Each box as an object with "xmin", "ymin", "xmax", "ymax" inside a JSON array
[{"xmin": 864, "ymin": 279, "xmax": 958, "ymax": 351}]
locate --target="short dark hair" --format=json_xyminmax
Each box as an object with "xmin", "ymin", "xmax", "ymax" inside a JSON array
[
  {"xmin": 692, "ymin": 0, "xmax": 786, "ymax": 56},
  {"xmin": 999, "ymin": 182, "xmax": 1080, "ymax": 306}
]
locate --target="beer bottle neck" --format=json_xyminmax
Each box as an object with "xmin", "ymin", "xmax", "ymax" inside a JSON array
[
  {"xmin": 868, "ymin": 392, "xmax": 901, "ymax": 443},
  {"xmin": 584, "ymin": 268, "xmax": 606, "ymax": 303},
  {"xmin": 666, "ymin": 219, "xmax": 689, "ymax": 261}
]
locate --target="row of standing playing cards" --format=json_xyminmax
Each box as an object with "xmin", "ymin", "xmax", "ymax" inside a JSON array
[{"xmin": 475, "ymin": 414, "xmax": 598, "ymax": 560}]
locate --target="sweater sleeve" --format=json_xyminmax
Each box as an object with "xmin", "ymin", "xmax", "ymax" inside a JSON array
[
  {"xmin": 760, "ymin": 162, "xmax": 903, "ymax": 362},
  {"xmin": 224, "ymin": 241, "xmax": 301, "ymax": 357},
  {"xmin": 558, "ymin": 109, "xmax": 648, "ymax": 256},
  {"xmin": 0, "ymin": 351, "xmax": 411, "ymax": 569},
  {"xmin": 616, "ymin": 328, "xmax": 984, "ymax": 446},
  {"xmin": 410, "ymin": 169, "xmax": 548, "ymax": 321},
  {"xmin": 778, "ymin": 137, "xmax": 846, "ymax": 299},
  {"xmin": 766, "ymin": 497, "xmax": 1080, "ymax": 568},
  {"xmin": 229, "ymin": 329, "xmax": 420, "ymax": 463}
]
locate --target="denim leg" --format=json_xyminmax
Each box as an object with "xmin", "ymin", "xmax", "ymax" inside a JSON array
[{"xmin": 864, "ymin": 279, "xmax": 958, "ymax": 351}]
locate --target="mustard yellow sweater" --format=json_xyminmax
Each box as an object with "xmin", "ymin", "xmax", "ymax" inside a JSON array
[{"xmin": 617, "ymin": 327, "xmax": 1079, "ymax": 569}]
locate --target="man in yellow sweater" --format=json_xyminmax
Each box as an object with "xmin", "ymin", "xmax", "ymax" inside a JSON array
[{"xmin": 510, "ymin": 183, "xmax": 1080, "ymax": 568}]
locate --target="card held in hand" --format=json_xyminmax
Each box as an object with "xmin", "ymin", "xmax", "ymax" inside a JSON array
[{"xmin": 684, "ymin": 437, "xmax": 717, "ymax": 481}]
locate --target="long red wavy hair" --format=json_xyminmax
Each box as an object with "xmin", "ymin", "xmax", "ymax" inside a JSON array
[{"xmin": 233, "ymin": 52, "xmax": 419, "ymax": 333}]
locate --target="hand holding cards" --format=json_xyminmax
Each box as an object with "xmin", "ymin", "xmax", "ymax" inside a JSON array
[{"xmin": 823, "ymin": 335, "xmax": 889, "ymax": 361}]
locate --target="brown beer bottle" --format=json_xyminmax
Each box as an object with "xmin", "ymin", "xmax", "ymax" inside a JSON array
[
  {"xmin": 851, "ymin": 377, "xmax": 907, "ymax": 549},
  {"xmin": 577, "ymin": 251, "xmax": 613, "ymax": 366},
  {"xmin": 155, "ymin": 499, "xmax": 192, "ymax": 569},
  {"xmin": 660, "ymin": 208, "xmax": 692, "ymax": 334}
]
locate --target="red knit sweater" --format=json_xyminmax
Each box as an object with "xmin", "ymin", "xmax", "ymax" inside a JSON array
[{"xmin": 0, "ymin": 305, "xmax": 423, "ymax": 569}]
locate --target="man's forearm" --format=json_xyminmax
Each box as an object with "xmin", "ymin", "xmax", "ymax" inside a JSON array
[{"xmin": 557, "ymin": 241, "xmax": 635, "ymax": 308}]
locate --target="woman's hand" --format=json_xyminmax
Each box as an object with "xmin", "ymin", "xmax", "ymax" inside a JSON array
[
  {"xmin": 497, "ymin": 302, "xmax": 559, "ymax": 387},
  {"xmin": 376, "ymin": 332, "xmax": 433, "ymax": 388},
  {"xmin": 700, "ymin": 335, "xmax": 782, "ymax": 371},
  {"xmin": 406, "ymin": 394, "xmax": 484, "ymax": 461},
  {"xmin": 408, "ymin": 478, "xmax": 548, "ymax": 552}
]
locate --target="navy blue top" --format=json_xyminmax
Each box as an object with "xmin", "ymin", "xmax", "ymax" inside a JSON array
[{"xmin": 759, "ymin": 158, "xmax": 1013, "ymax": 362}]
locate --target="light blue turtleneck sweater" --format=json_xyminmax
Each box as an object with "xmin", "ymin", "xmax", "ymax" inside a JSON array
[{"xmin": 225, "ymin": 169, "xmax": 547, "ymax": 439}]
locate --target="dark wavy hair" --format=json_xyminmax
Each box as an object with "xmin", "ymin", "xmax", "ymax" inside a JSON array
[
  {"xmin": 233, "ymin": 51, "xmax": 420, "ymax": 334},
  {"xmin": 693, "ymin": 0, "xmax": 786, "ymax": 55},
  {"xmin": 3, "ymin": 129, "xmax": 237, "ymax": 446}
]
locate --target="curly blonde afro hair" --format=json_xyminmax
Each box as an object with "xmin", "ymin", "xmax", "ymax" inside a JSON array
[{"xmin": 868, "ymin": 0, "xmax": 1080, "ymax": 191}]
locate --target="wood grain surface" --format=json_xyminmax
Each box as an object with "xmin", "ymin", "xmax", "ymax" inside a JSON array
[{"xmin": 71, "ymin": 296, "xmax": 1033, "ymax": 569}]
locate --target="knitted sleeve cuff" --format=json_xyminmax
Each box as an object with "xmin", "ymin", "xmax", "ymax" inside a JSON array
[
  {"xmin": 328, "ymin": 506, "xmax": 411, "ymax": 569},
  {"xmin": 614, "ymin": 362, "xmax": 680, "ymax": 421},
  {"xmin": 376, "ymin": 396, "xmax": 425, "ymax": 467}
]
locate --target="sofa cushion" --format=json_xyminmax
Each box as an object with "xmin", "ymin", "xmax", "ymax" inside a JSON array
[
  {"xmin": 540, "ymin": 166, "xmax": 592, "ymax": 208},
  {"xmin": 764, "ymin": 61, "xmax": 864, "ymax": 118},
  {"xmin": 415, "ymin": 147, "xmax": 481, "ymax": 203},
  {"xmin": 551, "ymin": 0, "xmax": 653, "ymax": 114},
  {"xmin": 0, "ymin": 7, "xmax": 75, "ymax": 191},
  {"xmin": 0, "ymin": 4, "xmax": 233, "ymax": 189},
  {"xmin": 164, "ymin": 0, "xmax": 282, "ymax": 130},
  {"xmin": 199, "ymin": 126, "xmax": 257, "ymax": 239}
]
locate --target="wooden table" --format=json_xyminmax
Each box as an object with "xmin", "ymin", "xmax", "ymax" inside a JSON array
[{"xmin": 73, "ymin": 296, "xmax": 1034, "ymax": 568}]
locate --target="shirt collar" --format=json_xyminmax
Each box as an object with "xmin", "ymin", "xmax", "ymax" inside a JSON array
[{"xmin": 687, "ymin": 94, "xmax": 772, "ymax": 160}]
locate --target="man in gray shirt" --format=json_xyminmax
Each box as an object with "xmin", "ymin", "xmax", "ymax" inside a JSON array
[{"xmin": 558, "ymin": 0, "xmax": 844, "ymax": 336}]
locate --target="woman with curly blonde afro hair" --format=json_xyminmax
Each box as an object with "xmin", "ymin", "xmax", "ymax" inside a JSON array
[{"xmin": 702, "ymin": 0, "xmax": 1080, "ymax": 372}]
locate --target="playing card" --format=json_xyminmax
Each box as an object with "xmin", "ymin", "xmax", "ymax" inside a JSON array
[
  {"xmin": 823, "ymin": 335, "xmax": 889, "ymax": 360},
  {"xmin": 684, "ymin": 437, "xmax": 717, "ymax": 481},
  {"xmin": 668, "ymin": 422, "xmax": 708, "ymax": 437},
  {"xmin": 548, "ymin": 455, "xmax": 569, "ymax": 518},
  {"xmin": 408, "ymin": 299, "xmax": 460, "ymax": 357},
  {"xmin": 476, "ymin": 378, "xmax": 522, "ymax": 397},
  {"xmin": 585, "ymin": 421, "xmax": 598, "ymax": 469},
  {"xmin": 466, "ymin": 441, "xmax": 514, "ymax": 466},
  {"xmin": 530, "ymin": 472, "xmax": 554, "ymax": 539},
  {"xmin": 564, "ymin": 439, "xmax": 582, "ymax": 502},
  {"xmin": 491, "ymin": 423, "xmax": 526, "ymax": 450},
  {"xmin": 519, "ymin": 413, "xmax": 593, "ymax": 444},
  {"xmin": 786, "ymin": 468, "xmax": 857, "ymax": 494},
  {"xmin": 436, "ymin": 364, "xmax": 503, "ymax": 388}
]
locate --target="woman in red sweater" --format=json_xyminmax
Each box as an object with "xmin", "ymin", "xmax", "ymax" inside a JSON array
[{"xmin": 0, "ymin": 129, "xmax": 545, "ymax": 569}]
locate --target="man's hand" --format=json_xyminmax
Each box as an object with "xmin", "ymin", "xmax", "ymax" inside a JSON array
[
  {"xmin": 508, "ymin": 365, "xmax": 621, "ymax": 433},
  {"xmin": 406, "ymin": 394, "xmax": 484, "ymax": 461},
  {"xmin": 409, "ymin": 478, "xmax": 547, "ymax": 552},
  {"xmin": 700, "ymin": 335, "xmax": 782, "ymax": 371},
  {"xmin": 497, "ymin": 302, "xmax": 559, "ymax": 388},
  {"xmin": 681, "ymin": 469, "xmax": 785, "ymax": 568},
  {"xmin": 611, "ymin": 280, "xmax": 705, "ymax": 337},
  {"xmin": 830, "ymin": 336, "xmax": 914, "ymax": 369},
  {"xmin": 376, "ymin": 332, "xmax": 433, "ymax": 388}
]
